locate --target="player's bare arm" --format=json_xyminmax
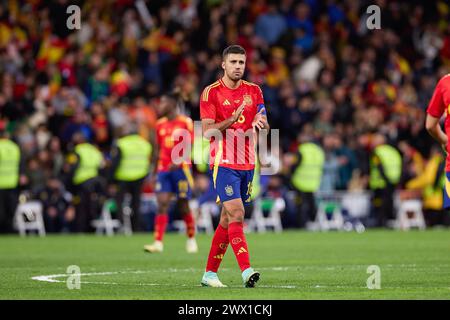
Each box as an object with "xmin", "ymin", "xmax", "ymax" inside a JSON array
[
  {"xmin": 425, "ymin": 114, "xmax": 448, "ymax": 153},
  {"xmin": 201, "ymin": 102, "xmax": 245, "ymax": 135}
]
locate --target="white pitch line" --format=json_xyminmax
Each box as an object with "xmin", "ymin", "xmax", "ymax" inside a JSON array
[
  {"xmin": 31, "ymin": 270, "xmax": 298, "ymax": 289},
  {"xmin": 31, "ymin": 265, "xmax": 450, "ymax": 290},
  {"xmin": 31, "ymin": 272, "xmax": 450, "ymax": 290},
  {"xmin": 32, "ymin": 271, "xmax": 119, "ymax": 283},
  {"xmin": 31, "ymin": 263, "xmax": 445, "ymax": 283}
]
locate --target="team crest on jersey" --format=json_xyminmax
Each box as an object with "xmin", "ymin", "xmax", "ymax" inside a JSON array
[
  {"xmin": 243, "ymin": 94, "xmax": 252, "ymax": 106},
  {"xmin": 225, "ymin": 185, "xmax": 234, "ymax": 196}
]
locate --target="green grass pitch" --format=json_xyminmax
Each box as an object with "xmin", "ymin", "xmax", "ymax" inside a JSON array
[{"xmin": 1, "ymin": 230, "xmax": 449, "ymax": 299}]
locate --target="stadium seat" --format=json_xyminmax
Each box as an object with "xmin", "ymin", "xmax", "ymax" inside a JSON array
[
  {"xmin": 14, "ymin": 201, "xmax": 46, "ymax": 237},
  {"xmin": 247, "ymin": 198, "xmax": 284, "ymax": 233},
  {"xmin": 311, "ymin": 200, "xmax": 344, "ymax": 231},
  {"xmin": 394, "ymin": 199, "xmax": 426, "ymax": 231},
  {"xmin": 91, "ymin": 200, "xmax": 122, "ymax": 236},
  {"xmin": 341, "ymin": 191, "xmax": 371, "ymax": 219}
]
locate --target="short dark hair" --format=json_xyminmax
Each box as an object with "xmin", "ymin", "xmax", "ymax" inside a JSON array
[{"xmin": 222, "ymin": 45, "xmax": 246, "ymax": 60}]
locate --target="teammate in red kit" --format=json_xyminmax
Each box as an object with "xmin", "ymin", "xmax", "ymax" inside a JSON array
[
  {"xmin": 425, "ymin": 73, "xmax": 450, "ymax": 208},
  {"xmin": 199, "ymin": 45, "xmax": 269, "ymax": 287},
  {"xmin": 144, "ymin": 92, "xmax": 198, "ymax": 253}
]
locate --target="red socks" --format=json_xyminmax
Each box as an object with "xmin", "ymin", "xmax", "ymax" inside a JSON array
[
  {"xmin": 228, "ymin": 221, "xmax": 251, "ymax": 271},
  {"xmin": 205, "ymin": 224, "xmax": 229, "ymax": 272},
  {"xmin": 183, "ymin": 212, "xmax": 196, "ymax": 238},
  {"xmin": 154, "ymin": 214, "xmax": 168, "ymax": 241},
  {"xmin": 206, "ymin": 222, "xmax": 251, "ymax": 273},
  {"xmin": 154, "ymin": 213, "xmax": 195, "ymax": 242}
]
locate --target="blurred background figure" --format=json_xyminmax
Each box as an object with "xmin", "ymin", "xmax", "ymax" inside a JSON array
[
  {"xmin": 406, "ymin": 145, "xmax": 449, "ymax": 227},
  {"xmin": 144, "ymin": 92, "xmax": 198, "ymax": 254},
  {"xmin": 64, "ymin": 132, "xmax": 104, "ymax": 233},
  {"xmin": 0, "ymin": 124, "xmax": 27, "ymax": 233},
  {"xmin": 110, "ymin": 124, "xmax": 152, "ymax": 232},
  {"xmin": 290, "ymin": 133, "xmax": 324, "ymax": 228},
  {"xmin": 368, "ymin": 133, "xmax": 403, "ymax": 227},
  {"xmin": 35, "ymin": 176, "xmax": 75, "ymax": 233}
]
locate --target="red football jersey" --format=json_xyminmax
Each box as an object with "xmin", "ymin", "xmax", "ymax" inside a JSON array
[
  {"xmin": 427, "ymin": 73, "xmax": 450, "ymax": 171},
  {"xmin": 200, "ymin": 78, "xmax": 265, "ymax": 170},
  {"xmin": 156, "ymin": 115, "xmax": 193, "ymax": 172}
]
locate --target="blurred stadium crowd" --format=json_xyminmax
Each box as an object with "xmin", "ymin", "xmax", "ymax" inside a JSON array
[{"xmin": 1, "ymin": 0, "xmax": 450, "ymax": 234}]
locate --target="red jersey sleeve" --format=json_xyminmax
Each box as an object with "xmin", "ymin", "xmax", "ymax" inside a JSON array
[
  {"xmin": 427, "ymin": 78, "xmax": 446, "ymax": 118},
  {"xmin": 200, "ymin": 86, "xmax": 216, "ymax": 120},
  {"xmin": 255, "ymin": 85, "xmax": 267, "ymax": 116},
  {"xmin": 256, "ymin": 85, "xmax": 264, "ymax": 105}
]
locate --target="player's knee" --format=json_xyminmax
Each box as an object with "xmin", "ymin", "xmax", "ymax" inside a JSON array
[
  {"xmin": 219, "ymin": 215, "xmax": 229, "ymax": 226},
  {"xmin": 157, "ymin": 202, "xmax": 170, "ymax": 213},
  {"xmin": 228, "ymin": 208, "xmax": 245, "ymax": 223}
]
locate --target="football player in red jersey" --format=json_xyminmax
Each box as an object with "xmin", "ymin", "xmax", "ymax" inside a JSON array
[
  {"xmin": 199, "ymin": 45, "xmax": 269, "ymax": 287},
  {"xmin": 425, "ymin": 74, "xmax": 450, "ymax": 208},
  {"xmin": 144, "ymin": 92, "xmax": 198, "ymax": 253}
]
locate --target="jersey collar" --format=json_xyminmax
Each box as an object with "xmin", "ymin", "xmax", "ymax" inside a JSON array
[{"xmin": 220, "ymin": 77, "xmax": 242, "ymax": 90}]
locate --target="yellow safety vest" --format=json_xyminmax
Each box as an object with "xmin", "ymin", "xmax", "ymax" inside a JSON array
[
  {"xmin": 73, "ymin": 143, "xmax": 103, "ymax": 185},
  {"xmin": 0, "ymin": 139, "xmax": 20, "ymax": 189},
  {"xmin": 369, "ymin": 144, "xmax": 402, "ymax": 189},
  {"xmin": 291, "ymin": 143, "xmax": 325, "ymax": 192},
  {"xmin": 114, "ymin": 134, "xmax": 152, "ymax": 181}
]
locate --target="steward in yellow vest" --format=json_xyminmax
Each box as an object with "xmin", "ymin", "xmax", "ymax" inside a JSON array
[
  {"xmin": 369, "ymin": 145, "xmax": 402, "ymax": 190},
  {"xmin": 113, "ymin": 133, "xmax": 152, "ymax": 182},
  {"xmin": 291, "ymin": 142, "xmax": 325, "ymax": 193},
  {"xmin": 0, "ymin": 127, "xmax": 26, "ymax": 233},
  {"xmin": 369, "ymin": 133, "xmax": 402, "ymax": 227},
  {"xmin": 290, "ymin": 136, "xmax": 325, "ymax": 227},
  {"xmin": 66, "ymin": 132, "xmax": 104, "ymax": 232},
  {"xmin": 111, "ymin": 127, "xmax": 152, "ymax": 231}
]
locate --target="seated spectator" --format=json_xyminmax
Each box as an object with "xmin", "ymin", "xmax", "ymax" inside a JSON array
[{"xmin": 35, "ymin": 176, "xmax": 75, "ymax": 233}]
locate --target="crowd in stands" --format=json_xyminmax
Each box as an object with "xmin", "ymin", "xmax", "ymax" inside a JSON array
[{"xmin": 1, "ymin": 0, "xmax": 450, "ymax": 233}]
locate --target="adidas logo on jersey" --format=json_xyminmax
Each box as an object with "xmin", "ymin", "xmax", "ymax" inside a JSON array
[{"xmin": 223, "ymin": 99, "xmax": 231, "ymax": 106}]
